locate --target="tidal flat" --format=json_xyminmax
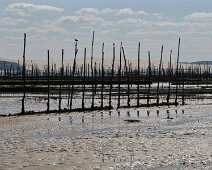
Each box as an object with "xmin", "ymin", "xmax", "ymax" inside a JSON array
[{"xmin": 0, "ymin": 104, "xmax": 212, "ymax": 170}]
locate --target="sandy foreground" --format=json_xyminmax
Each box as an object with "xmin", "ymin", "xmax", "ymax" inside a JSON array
[{"xmin": 0, "ymin": 104, "xmax": 212, "ymax": 170}]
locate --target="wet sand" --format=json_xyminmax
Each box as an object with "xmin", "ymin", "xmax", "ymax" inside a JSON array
[{"xmin": 0, "ymin": 104, "xmax": 212, "ymax": 170}]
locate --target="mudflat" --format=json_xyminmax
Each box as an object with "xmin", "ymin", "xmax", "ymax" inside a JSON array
[{"xmin": 0, "ymin": 104, "xmax": 212, "ymax": 170}]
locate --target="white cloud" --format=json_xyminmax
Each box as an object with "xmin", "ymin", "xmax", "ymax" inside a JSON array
[
  {"xmin": 152, "ymin": 21, "xmax": 187, "ymax": 27},
  {"xmin": 184, "ymin": 12, "xmax": 212, "ymax": 20},
  {"xmin": 76, "ymin": 8, "xmax": 100, "ymax": 15},
  {"xmin": 0, "ymin": 17, "xmax": 28, "ymax": 26},
  {"xmin": 100, "ymin": 8, "xmax": 117, "ymax": 14},
  {"xmin": 116, "ymin": 8, "xmax": 151, "ymax": 16},
  {"xmin": 76, "ymin": 8, "xmax": 118, "ymax": 15},
  {"xmin": 117, "ymin": 18, "xmax": 143, "ymax": 25},
  {"xmin": 75, "ymin": 7, "xmax": 152, "ymax": 17},
  {"xmin": 117, "ymin": 8, "xmax": 134, "ymax": 15},
  {"xmin": 137, "ymin": 11, "xmax": 148, "ymax": 15},
  {"xmin": 58, "ymin": 15, "xmax": 105, "ymax": 24},
  {"xmin": 5, "ymin": 3, "xmax": 64, "ymax": 16}
]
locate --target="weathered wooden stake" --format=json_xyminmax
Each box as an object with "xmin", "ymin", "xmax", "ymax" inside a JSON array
[
  {"xmin": 82, "ymin": 48, "xmax": 86, "ymax": 109},
  {"xmin": 70, "ymin": 39, "xmax": 78, "ymax": 110},
  {"xmin": 175, "ymin": 38, "xmax": 181, "ymax": 105},
  {"xmin": 109, "ymin": 44, "xmax": 115, "ymax": 108},
  {"xmin": 137, "ymin": 42, "xmax": 141, "ymax": 107},
  {"xmin": 101, "ymin": 43, "xmax": 104, "ymax": 109},
  {"xmin": 91, "ymin": 31, "xmax": 95, "ymax": 108},
  {"xmin": 147, "ymin": 51, "xmax": 151, "ymax": 106},
  {"xmin": 47, "ymin": 50, "xmax": 50, "ymax": 113},
  {"xmin": 122, "ymin": 46, "xmax": 129, "ymax": 107},
  {"xmin": 21, "ymin": 33, "xmax": 26, "ymax": 115},
  {"xmin": 117, "ymin": 42, "xmax": 122, "ymax": 108},
  {"xmin": 167, "ymin": 50, "xmax": 172, "ymax": 104},
  {"xmin": 182, "ymin": 67, "xmax": 185, "ymax": 105},
  {"xmin": 59, "ymin": 49, "xmax": 64, "ymax": 112},
  {"xmin": 156, "ymin": 45, "xmax": 163, "ymax": 105}
]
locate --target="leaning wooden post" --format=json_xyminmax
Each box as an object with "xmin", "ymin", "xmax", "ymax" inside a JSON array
[
  {"xmin": 175, "ymin": 38, "xmax": 181, "ymax": 106},
  {"xmin": 82, "ymin": 48, "xmax": 86, "ymax": 109},
  {"xmin": 122, "ymin": 46, "xmax": 130, "ymax": 107},
  {"xmin": 91, "ymin": 31, "xmax": 95, "ymax": 108},
  {"xmin": 109, "ymin": 43, "xmax": 115, "ymax": 108},
  {"xmin": 156, "ymin": 45, "xmax": 163, "ymax": 105},
  {"xmin": 167, "ymin": 50, "xmax": 172, "ymax": 104},
  {"xmin": 47, "ymin": 50, "xmax": 50, "ymax": 113},
  {"xmin": 137, "ymin": 42, "xmax": 141, "ymax": 107},
  {"xmin": 147, "ymin": 51, "xmax": 151, "ymax": 106},
  {"xmin": 70, "ymin": 39, "xmax": 78, "ymax": 110},
  {"xmin": 117, "ymin": 42, "xmax": 122, "ymax": 108},
  {"xmin": 59, "ymin": 49, "xmax": 64, "ymax": 112},
  {"xmin": 21, "ymin": 33, "xmax": 26, "ymax": 115},
  {"xmin": 101, "ymin": 43, "xmax": 105, "ymax": 109}
]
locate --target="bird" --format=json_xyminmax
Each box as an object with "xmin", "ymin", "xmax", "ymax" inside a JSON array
[{"xmin": 75, "ymin": 39, "xmax": 78, "ymax": 42}]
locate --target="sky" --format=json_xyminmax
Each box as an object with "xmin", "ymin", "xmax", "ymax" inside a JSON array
[{"xmin": 1, "ymin": 0, "xmax": 212, "ymax": 64}]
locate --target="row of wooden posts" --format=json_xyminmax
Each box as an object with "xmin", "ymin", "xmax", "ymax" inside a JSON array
[{"xmin": 1, "ymin": 32, "xmax": 211, "ymax": 115}]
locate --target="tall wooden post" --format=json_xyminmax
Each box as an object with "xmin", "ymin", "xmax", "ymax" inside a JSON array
[
  {"xmin": 91, "ymin": 31, "xmax": 95, "ymax": 108},
  {"xmin": 82, "ymin": 48, "xmax": 86, "ymax": 109},
  {"xmin": 147, "ymin": 51, "xmax": 151, "ymax": 106},
  {"xmin": 47, "ymin": 50, "xmax": 50, "ymax": 113},
  {"xmin": 167, "ymin": 50, "xmax": 172, "ymax": 104},
  {"xmin": 109, "ymin": 44, "xmax": 115, "ymax": 108},
  {"xmin": 101, "ymin": 43, "xmax": 105, "ymax": 109},
  {"xmin": 70, "ymin": 39, "xmax": 78, "ymax": 110},
  {"xmin": 122, "ymin": 46, "xmax": 129, "ymax": 107},
  {"xmin": 59, "ymin": 49, "xmax": 64, "ymax": 112},
  {"xmin": 137, "ymin": 42, "xmax": 140, "ymax": 107},
  {"xmin": 175, "ymin": 38, "xmax": 181, "ymax": 105},
  {"xmin": 156, "ymin": 45, "xmax": 163, "ymax": 105},
  {"xmin": 117, "ymin": 42, "xmax": 122, "ymax": 108},
  {"xmin": 21, "ymin": 33, "xmax": 26, "ymax": 114}
]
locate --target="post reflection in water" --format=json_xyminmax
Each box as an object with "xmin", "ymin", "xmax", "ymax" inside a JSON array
[
  {"xmin": 127, "ymin": 111, "xmax": 130, "ymax": 117},
  {"xmin": 118, "ymin": 111, "xmax": 120, "ymax": 118},
  {"xmin": 147, "ymin": 110, "xmax": 150, "ymax": 117},
  {"xmin": 157, "ymin": 110, "xmax": 159, "ymax": 117},
  {"xmin": 137, "ymin": 110, "xmax": 140, "ymax": 117}
]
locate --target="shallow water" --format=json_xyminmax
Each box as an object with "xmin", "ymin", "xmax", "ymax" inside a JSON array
[
  {"xmin": 0, "ymin": 104, "xmax": 212, "ymax": 169},
  {"xmin": 1, "ymin": 83, "xmax": 212, "ymax": 115}
]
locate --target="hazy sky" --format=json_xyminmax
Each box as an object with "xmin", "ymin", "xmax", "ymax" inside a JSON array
[{"xmin": 1, "ymin": 0, "xmax": 212, "ymax": 63}]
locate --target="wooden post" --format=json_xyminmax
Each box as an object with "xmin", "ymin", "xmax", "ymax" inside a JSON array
[
  {"xmin": 101, "ymin": 43, "xmax": 104, "ymax": 109},
  {"xmin": 167, "ymin": 50, "xmax": 172, "ymax": 104},
  {"xmin": 117, "ymin": 42, "xmax": 122, "ymax": 108},
  {"xmin": 70, "ymin": 39, "xmax": 78, "ymax": 110},
  {"xmin": 88, "ymin": 63, "xmax": 90, "ymax": 77},
  {"xmin": 4, "ymin": 61, "xmax": 6, "ymax": 77},
  {"xmin": 59, "ymin": 49, "xmax": 64, "ymax": 112},
  {"xmin": 91, "ymin": 31, "xmax": 95, "ymax": 108},
  {"xmin": 137, "ymin": 42, "xmax": 140, "ymax": 107},
  {"xmin": 47, "ymin": 50, "xmax": 50, "ymax": 113},
  {"xmin": 175, "ymin": 38, "xmax": 181, "ymax": 105},
  {"xmin": 122, "ymin": 46, "xmax": 130, "ymax": 107},
  {"xmin": 21, "ymin": 33, "xmax": 26, "ymax": 114},
  {"xmin": 94, "ymin": 62, "xmax": 97, "ymax": 95},
  {"xmin": 31, "ymin": 60, "xmax": 34, "ymax": 77},
  {"xmin": 182, "ymin": 67, "xmax": 185, "ymax": 105},
  {"xmin": 109, "ymin": 43, "xmax": 115, "ymax": 108},
  {"xmin": 156, "ymin": 45, "xmax": 163, "ymax": 105},
  {"xmin": 147, "ymin": 51, "xmax": 151, "ymax": 106},
  {"xmin": 82, "ymin": 48, "xmax": 86, "ymax": 109}
]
